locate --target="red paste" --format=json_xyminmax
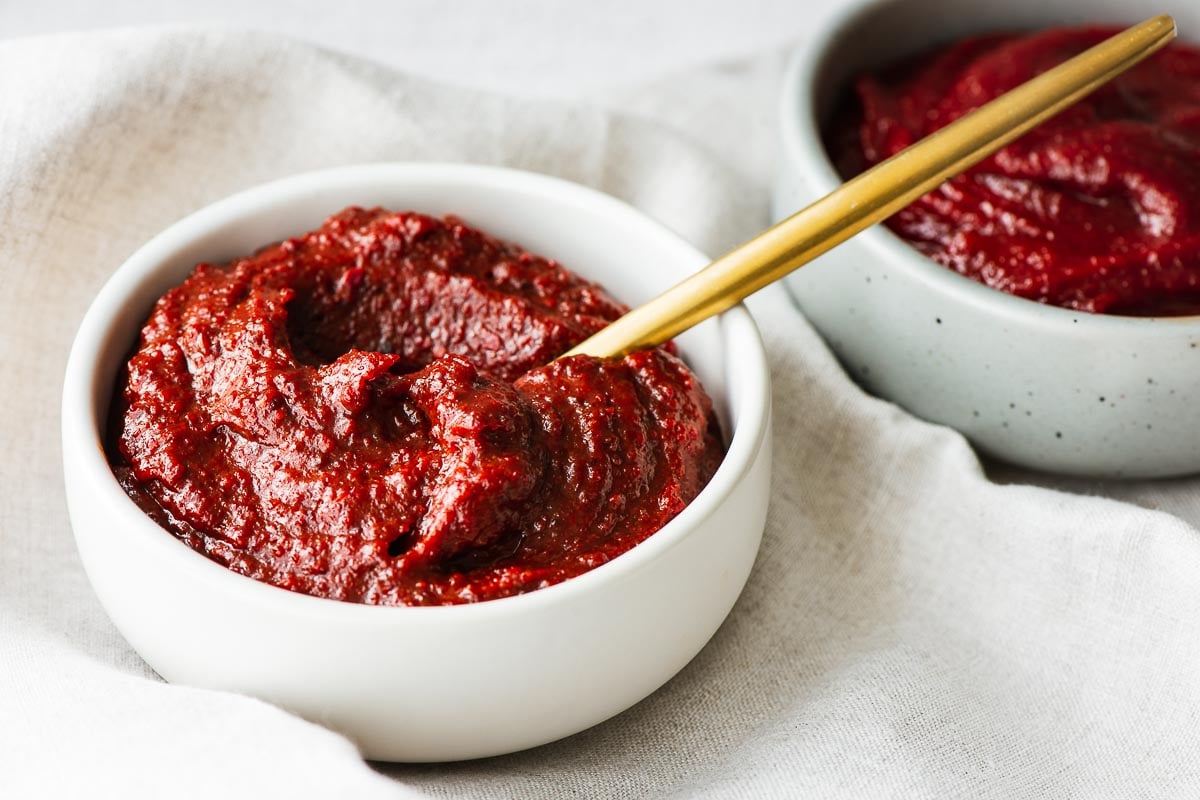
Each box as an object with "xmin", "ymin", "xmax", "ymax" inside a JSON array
[
  {"xmin": 109, "ymin": 208, "xmax": 723, "ymax": 606},
  {"xmin": 828, "ymin": 27, "xmax": 1200, "ymax": 314}
]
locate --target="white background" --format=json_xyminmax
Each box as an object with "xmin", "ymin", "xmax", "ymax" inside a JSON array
[{"xmin": 0, "ymin": 0, "xmax": 835, "ymax": 98}]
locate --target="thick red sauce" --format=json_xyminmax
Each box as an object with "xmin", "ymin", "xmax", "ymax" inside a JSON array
[
  {"xmin": 828, "ymin": 27, "xmax": 1200, "ymax": 314},
  {"xmin": 109, "ymin": 208, "xmax": 723, "ymax": 606}
]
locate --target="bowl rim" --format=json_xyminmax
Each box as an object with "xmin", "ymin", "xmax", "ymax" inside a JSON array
[
  {"xmin": 778, "ymin": 0, "xmax": 1200, "ymax": 335},
  {"xmin": 62, "ymin": 162, "xmax": 771, "ymax": 623}
]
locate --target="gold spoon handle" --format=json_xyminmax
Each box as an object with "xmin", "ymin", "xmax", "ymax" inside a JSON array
[{"xmin": 562, "ymin": 14, "xmax": 1177, "ymax": 360}]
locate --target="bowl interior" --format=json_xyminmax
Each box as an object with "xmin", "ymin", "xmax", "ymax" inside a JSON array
[
  {"xmin": 812, "ymin": 0, "xmax": 1197, "ymax": 126},
  {"xmin": 782, "ymin": 0, "xmax": 1200, "ymax": 332},
  {"xmin": 69, "ymin": 163, "xmax": 768, "ymax": 614},
  {"xmin": 88, "ymin": 166, "xmax": 733, "ymax": 442}
]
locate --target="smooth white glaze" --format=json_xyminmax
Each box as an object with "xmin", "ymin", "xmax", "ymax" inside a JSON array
[
  {"xmin": 774, "ymin": 0, "xmax": 1200, "ymax": 477},
  {"xmin": 62, "ymin": 163, "xmax": 772, "ymax": 761}
]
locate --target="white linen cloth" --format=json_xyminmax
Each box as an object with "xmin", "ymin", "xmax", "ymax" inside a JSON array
[{"xmin": 2, "ymin": 28, "xmax": 1199, "ymax": 799}]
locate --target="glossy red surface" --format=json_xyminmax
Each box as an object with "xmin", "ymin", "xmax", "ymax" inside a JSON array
[
  {"xmin": 828, "ymin": 27, "xmax": 1200, "ymax": 314},
  {"xmin": 110, "ymin": 208, "xmax": 723, "ymax": 606}
]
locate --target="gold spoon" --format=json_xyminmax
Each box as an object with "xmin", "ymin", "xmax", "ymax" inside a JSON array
[{"xmin": 562, "ymin": 14, "xmax": 1177, "ymax": 360}]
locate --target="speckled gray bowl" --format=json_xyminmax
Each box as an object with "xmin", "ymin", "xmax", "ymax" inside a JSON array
[{"xmin": 773, "ymin": 0, "xmax": 1200, "ymax": 478}]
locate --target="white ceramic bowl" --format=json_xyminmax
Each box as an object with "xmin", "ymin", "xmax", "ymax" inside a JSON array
[
  {"xmin": 62, "ymin": 163, "xmax": 771, "ymax": 762},
  {"xmin": 774, "ymin": 0, "xmax": 1200, "ymax": 478}
]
